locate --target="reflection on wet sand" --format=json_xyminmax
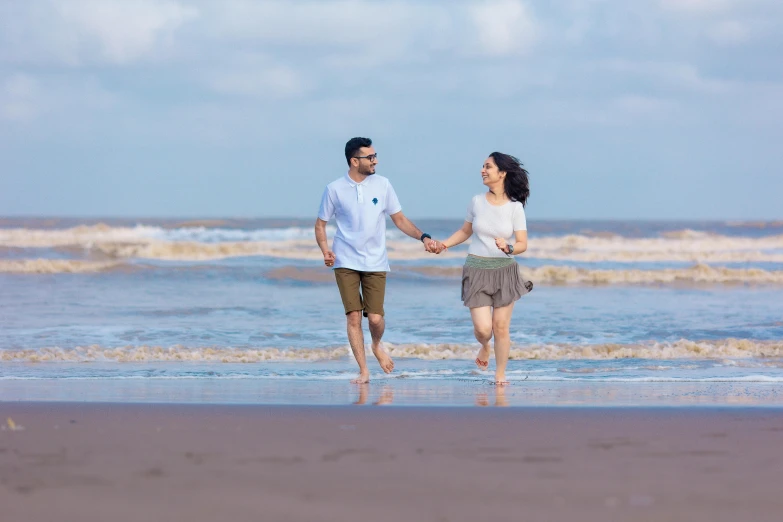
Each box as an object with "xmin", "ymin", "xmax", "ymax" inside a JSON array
[
  {"xmin": 353, "ymin": 385, "xmax": 395, "ymax": 406},
  {"xmin": 347, "ymin": 379, "xmax": 783, "ymax": 408},
  {"xmin": 475, "ymin": 386, "xmax": 509, "ymax": 407},
  {"xmin": 2, "ymin": 377, "xmax": 783, "ymax": 407}
]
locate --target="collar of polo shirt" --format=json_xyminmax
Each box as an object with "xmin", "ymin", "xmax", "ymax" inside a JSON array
[{"xmin": 345, "ymin": 172, "xmax": 367, "ymax": 203}]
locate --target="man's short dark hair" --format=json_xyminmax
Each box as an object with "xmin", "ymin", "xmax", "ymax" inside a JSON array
[{"xmin": 345, "ymin": 137, "xmax": 372, "ymax": 165}]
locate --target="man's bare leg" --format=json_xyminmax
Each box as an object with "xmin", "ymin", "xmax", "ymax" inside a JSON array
[
  {"xmin": 346, "ymin": 311, "xmax": 369, "ymax": 383},
  {"xmin": 367, "ymin": 313, "xmax": 394, "ymax": 374}
]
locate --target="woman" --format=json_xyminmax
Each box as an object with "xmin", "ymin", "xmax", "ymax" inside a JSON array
[{"xmin": 436, "ymin": 152, "xmax": 533, "ymax": 385}]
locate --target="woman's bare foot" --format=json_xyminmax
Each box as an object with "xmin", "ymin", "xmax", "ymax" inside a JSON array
[
  {"xmin": 372, "ymin": 343, "xmax": 394, "ymax": 374},
  {"xmin": 351, "ymin": 371, "xmax": 370, "ymax": 384},
  {"xmin": 493, "ymin": 372, "xmax": 509, "ymax": 386},
  {"xmin": 475, "ymin": 344, "xmax": 490, "ymax": 370},
  {"xmin": 494, "ymin": 386, "xmax": 509, "ymax": 406},
  {"xmin": 374, "ymin": 386, "xmax": 394, "ymax": 405}
]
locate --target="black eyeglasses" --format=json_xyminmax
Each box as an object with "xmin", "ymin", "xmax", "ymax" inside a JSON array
[{"xmin": 353, "ymin": 153, "xmax": 378, "ymax": 161}]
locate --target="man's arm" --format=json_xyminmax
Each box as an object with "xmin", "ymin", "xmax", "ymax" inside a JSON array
[
  {"xmin": 389, "ymin": 211, "xmax": 425, "ymax": 241},
  {"xmin": 314, "ymin": 218, "xmax": 335, "ymax": 266},
  {"xmin": 390, "ymin": 211, "xmax": 440, "ymax": 252}
]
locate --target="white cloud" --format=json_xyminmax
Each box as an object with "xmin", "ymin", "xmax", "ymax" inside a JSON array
[
  {"xmin": 658, "ymin": 0, "xmax": 778, "ymax": 47},
  {"xmin": 1, "ymin": 74, "xmax": 42, "ymax": 122},
  {"xmin": 659, "ymin": 0, "xmax": 738, "ymax": 15},
  {"xmin": 57, "ymin": 0, "xmax": 198, "ymax": 64},
  {"xmin": 601, "ymin": 60, "xmax": 735, "ymax": 94},
  {"xmin": 522, "ymin": 93, "xmax": 679, "ymax": 128},
  {"xmin": 207, "ymin": 66, "xmax": 308, "ymax": 98},
  {"xmin": 0, "ymin": 0, "xmax": 778, "ymax": 143},
  {"xmin": 0, "ymin": 0, "xmax": 198, "ymax": 66},
  {"xmin": 0, "ymin": 0, "xmax": 541, "ymax": 73},
  {"xmin": 0, "ymin": 72, "xmax": 118, "ymax": 134},
  {"xmin": 469, "ymin": 0, "xmax": 538, "ymax": 56},
  {"xmin": 706, "ymin": 20, "xmax": 750, "ymax": 45},
  {"xmin": 612, "ymin": 95, "xmax": 676, "ymax": 117},
  {"xmin": 207, "ymin": 0, "xmax": 539, "ymax": 63},
  {"xmin": 207, "ymin": 0, "xmax": 441, "ymax": 57}
]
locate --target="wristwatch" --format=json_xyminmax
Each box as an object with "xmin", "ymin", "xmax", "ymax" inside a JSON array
[
  {"xmin": 506, "ymin": 244, "xmax": 514, "ymax": 254},
  {"xmin": 420, "ymin": 233, "xmax": 431, "ymax": 242}
]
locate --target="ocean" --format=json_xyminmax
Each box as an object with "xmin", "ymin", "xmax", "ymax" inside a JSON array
[{"xmin": 1, "ymin": 217, "xmax": 782, "ymax": 406}]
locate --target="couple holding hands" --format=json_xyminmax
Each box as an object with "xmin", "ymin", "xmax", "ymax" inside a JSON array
[{"xmin": 315, "ymin": 137, "xmax": 533, "ymax": 385}]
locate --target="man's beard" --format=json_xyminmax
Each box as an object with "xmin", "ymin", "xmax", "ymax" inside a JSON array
[{"xmin": 359, "ymin": 166, "xmax": 375, "ymax": 176}]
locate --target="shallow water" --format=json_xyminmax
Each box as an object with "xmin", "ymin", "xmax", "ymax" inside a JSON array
[{"xmin": 1, "ymin": 218, "xmax": 781, "ymax": 405}]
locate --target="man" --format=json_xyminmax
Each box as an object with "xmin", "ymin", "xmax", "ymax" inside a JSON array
[{"xmin": 315, "ymin": 137, "xmax": 435, "ymax": 384}]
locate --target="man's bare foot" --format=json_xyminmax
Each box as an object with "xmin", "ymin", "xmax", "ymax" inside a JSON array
[
  {"xmin": 351, "ymin": 371, "xmax": 370, "ymax": 384},
  {"xmin": 475, "ymin": 344, "xmax": 490, "ymax": 370},
  {"xmin": 353, "ymin": 383, "xmax": 369, "ymax": 404},
  {"xmin": 372, "ymin": 344, "xmax": 394, "ymax": 374}
]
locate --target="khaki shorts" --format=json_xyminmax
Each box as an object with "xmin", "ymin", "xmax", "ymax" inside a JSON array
[{"xmin": 334, "ymin": 268, "xmax": 387, "ymax": 317}]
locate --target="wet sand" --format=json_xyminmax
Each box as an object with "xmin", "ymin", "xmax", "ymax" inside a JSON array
[
  {"xmin": 2, "ymin": 403, "xmax": 783, "ymax": 522},
  {"xmin": 3, "ymin": 377, "xmax": 783, "ymax": 407}
]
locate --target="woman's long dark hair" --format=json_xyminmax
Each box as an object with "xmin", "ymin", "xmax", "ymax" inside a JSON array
[{"xmin": 490, "ymin": 152, "xmax": 530, "ymax": 207}]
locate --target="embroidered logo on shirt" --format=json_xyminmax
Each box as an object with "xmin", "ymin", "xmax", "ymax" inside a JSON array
[{"xmin": 372, "ymin": 198, "xmax": 378, "ymax": 205}]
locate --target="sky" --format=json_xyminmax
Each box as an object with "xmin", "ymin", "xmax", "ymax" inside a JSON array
[{"xmin": 1, "ymin": 0, "xmax": 781, "ymax": 220}]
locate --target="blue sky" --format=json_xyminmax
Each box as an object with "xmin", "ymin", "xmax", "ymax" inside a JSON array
[{"xmin": 1, "ymin": 0, "xmax": 781, "ymax": 220}]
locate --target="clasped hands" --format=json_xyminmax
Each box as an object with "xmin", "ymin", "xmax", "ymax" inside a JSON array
[
  {"xmin": 423, "ymin": 239, "xmax": 447, "ymax": 254},
  {"xmin": 423, "ymin": 238, "xmax": 511, "ymax": 255}
]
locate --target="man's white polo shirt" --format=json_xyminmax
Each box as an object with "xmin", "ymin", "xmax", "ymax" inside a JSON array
[{"xmin": 318, "ymin": 173, "xmax": 402, "ymax": 272}]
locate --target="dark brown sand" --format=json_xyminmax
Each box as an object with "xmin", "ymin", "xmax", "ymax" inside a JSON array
[{"xmin": 2, "ymin": 403, "xmax": 782, "ymax": 522}]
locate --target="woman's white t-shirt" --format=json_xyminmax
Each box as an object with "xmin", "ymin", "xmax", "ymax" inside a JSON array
[{"xmin": 465, "ymin": 194, "xmax": 527, "ymax": 258}]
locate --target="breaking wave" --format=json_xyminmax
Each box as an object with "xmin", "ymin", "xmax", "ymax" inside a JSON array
[
  {"xmin": 2, "ymin": 339, "xmax": 781, "ymax": 362},
  {"xmin": 0, "ymin": 259, "xmax": 129, "ymax": 274},
  {"xmin": 4, "ymin": 259, "xmax": 783, "ymax": 284},
  {"xmin": 404, "ymin": 263, "xmax": 783, "ymax": 285},
  {"xmin": 3, "ymin": 225, "xmax": 783, "ymax": 263},
  {"xmin": 0, "ymin": 223, "xmax": 336, "ymax": 246},
  {"xmin": 528, "ymin": 232, "xmax": 783, "ymax": 263}
]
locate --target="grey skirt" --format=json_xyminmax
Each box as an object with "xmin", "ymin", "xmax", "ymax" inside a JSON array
[{"xmin": 461, "ymin": 255, "xmax": 533, "ymax": 308}]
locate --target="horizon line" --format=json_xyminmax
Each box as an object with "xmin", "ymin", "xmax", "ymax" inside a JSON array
[{"xmin": 2, "ymin": 215, "xmax": 783, "ymax": 224}]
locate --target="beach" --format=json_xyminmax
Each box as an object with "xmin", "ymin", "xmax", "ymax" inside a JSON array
[{"xmin": 2, "ymin": 403, "xmax": 783, "ymax": 522}]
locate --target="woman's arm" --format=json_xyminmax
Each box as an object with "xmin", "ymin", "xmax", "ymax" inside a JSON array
[
  {"xmin": 442, "ymin": 221, "xmax": 473, "ymax": 249},
  {"xmin": 495, "ymin": 230, "xmax": 528, "ymax": 255}
]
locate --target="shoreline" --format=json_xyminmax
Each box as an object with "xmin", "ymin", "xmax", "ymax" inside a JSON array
[{"xmin": 2, "ymin": 377, "xmax": 783, "ymax": 407}]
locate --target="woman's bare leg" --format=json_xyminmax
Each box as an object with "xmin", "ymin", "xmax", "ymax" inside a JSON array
[
  {"xmin": 470, "ymin": 306, "xmax": 493, "ymax": 370},
  {"xmin": 491, "ymin": 303, "xmax": 515, "ymax": 384}
]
